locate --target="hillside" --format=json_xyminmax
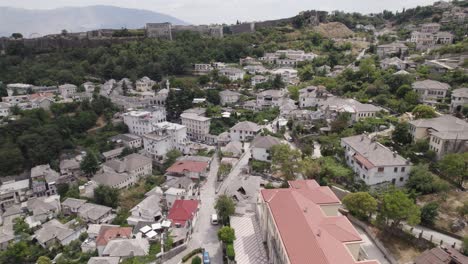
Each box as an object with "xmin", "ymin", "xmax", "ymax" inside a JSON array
[
  {"xmin": 312, "ymin": 22, "xmax": 354, "ymax": 39},
  {"xmin": 0, "ymin": 5, "xmax": 188, "ymax": 37}
]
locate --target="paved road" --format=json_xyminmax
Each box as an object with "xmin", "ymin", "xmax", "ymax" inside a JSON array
[
  {"xmin": 405, "ymin": 223, "xmax": 462, "ymax": 250},
  {"xmin": 355, "ymin": 227, "xmax": 390, "ymax": 264},
  {"xmin": 165, "ymin": 155, "xmax": 222, "ymax": 264},
  {"xmin": 218, "ymin": 143, "xmax": 251, "ymax": 194}
]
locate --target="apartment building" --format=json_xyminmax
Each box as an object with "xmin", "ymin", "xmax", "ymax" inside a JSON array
[{"xmin": 122, "ymin": 107, "xmax": 167, "ymax": 135}]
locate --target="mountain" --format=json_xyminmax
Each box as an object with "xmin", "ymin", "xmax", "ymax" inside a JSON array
[{"xmin": 0, "ymin": 5, "xmax": 188, "ymax": 37}]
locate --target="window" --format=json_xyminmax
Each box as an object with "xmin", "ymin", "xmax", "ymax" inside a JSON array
[
  {"xmin": 400, "ymin": 177, "xmax": 404, "ymax": 182},
  {"xmin": 394, "ymin": 167, "xmax": 398, "ymax": 173},
  {"xmin": 378, "ymin": 167, "xmax": 384, "ymax": 172}
]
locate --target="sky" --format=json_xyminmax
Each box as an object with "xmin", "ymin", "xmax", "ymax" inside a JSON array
[{"xmin": 0, "ymin": 0, "xmax": 437, "ymax": 24}]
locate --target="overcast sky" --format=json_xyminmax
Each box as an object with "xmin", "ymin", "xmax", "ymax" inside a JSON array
[{"xmin": 0, "ymin": 0, "xmax": 437, "ymax": 24}]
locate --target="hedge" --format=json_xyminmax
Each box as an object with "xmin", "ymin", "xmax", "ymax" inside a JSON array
[{"xmin": 182, "ymin": 248, "xmax": 203, "ymax": 263}]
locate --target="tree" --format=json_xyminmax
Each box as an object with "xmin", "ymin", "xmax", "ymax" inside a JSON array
[
  {"xmin": 438, "ymin": 153, "xmax": 468, "ymax": 188},
  {"xmin": 271, "ymin": 144, "xmax": 302, "ymax": 180},
  {"xmin": 421, "ymin": 202, "xmax": 439, "ymax": 226},
  {"xmin": 37, "ymin": 256, "xmax": 52, "ymax": 264},
  {"xmin": 164, "ymin": 149, "xmax": 182, "ymax": 169},
  {"xmin": 330, "ymin": 113, "xmax": 350, "ymax": 132},
  {"xmin": 80, "ymin": 150, "xmax": 100, "ymax": 176},
  {"xmin": 191, "ymin": 256, "xmax": 202, "ymax": 264},
  {"xmin": 463, "ymin": 236, "xmax": 468, "ymax": 256},
  {"xmin": 11, "ymin": 33, "xmax": 23, "ymax": 39},
  {"xmin": 215, "ymin": 195, "xmax": 235, "ymax": 225},
  {"xmin": 206, "ymin": 89, "xmax": 220, "ymax": 105},
  {"xmin": 378, "ymin": 189, "xmax": 420, "ymax": 227},
  {"xmin": 392, "ymin": 122, "xmax": 412, "ymax": 145},
  {"xmin": 406, "ymin": 164, "xmax": 449, "ymax": 194},
  {"xmin": 412, "ymin": 104, "xmax": 437, "ymax": 119},
  {"xmin": 272, "ymin": 74, "xmax": 285, "ymax": 89},
  {"xmin": 342, "ymin": 192, "xmax": 378, "ymax": 220},
  {"xmin": 218, "ymin": 226, "xmax": 236, "ymax": 243},
  {"xmin": 94, "ymin": 185, "xmax": 119, "ymax": 208},
  {"xmin": 13, "ymin": 217, "xmax": 31, "ymax": 236}
]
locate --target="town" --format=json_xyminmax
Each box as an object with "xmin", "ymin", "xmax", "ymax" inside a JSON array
[{"xmin": 0, "ymin": 1, "xmax": 467, "ymax": 264}]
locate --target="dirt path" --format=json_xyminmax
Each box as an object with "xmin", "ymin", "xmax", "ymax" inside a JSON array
[{"xmin": 87, "ymin": 115, "xmax": 107, "ymax": 133}]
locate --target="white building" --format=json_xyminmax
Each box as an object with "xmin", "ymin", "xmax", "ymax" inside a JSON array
[
  {"xmin": 318, "ymin": 97, "xmax": 383, "ymax": 122},
  {"xmin": 219, "ymin": 68, "xmax": 245, "ymax": 81},
  {"xmin": 0, "ymin": 102, "xmax": 11, "ymax": 117},
  {"xmin": 180, "ymin": 112, "xmax": 211, "ymax": 142},
  {"xmin": 127, "ymin": 194, "xmax": 162, "ymax": 225},
  {"xmin": 380, "ymin": 57, "xmax": 406, "ymax": 70},
  {"xmin": 219, "ymin": 90, "xmax": 242, "ymax": 106},
  {"xmin": 110, "ymin": 134, "xmax": 143, "ymax": 149},
  {"xmin": 193, "ymin": 64, "xmax": 213, "ymax": 75},
  {"xmin": 299, "ymin": 85, "xmax": 332, "ymax": 108},
  {"xmin": 135, "ymin": 77, "xmax": 156, "ymax": 92},
  {"xmin": 342, "ymin": 134, "xmax": 412, "ymax": 187},
  {"xmin": 250, "ymin": 136, "xmax": 281, "ymax": 162},
  {"xmin": 143, "ymin": 122, "xmax": 189, "ymax": 161},
  {"xmin": 256, "ymin": 89, "xmax": 286, "ymax": 109},
  {"xmin": 59, "ymin": 84, "xmax": 77, "ymax": 99},
  {"xmin": 122, "ymin": 107, "xmax": 167, "ymax": 135},
  {"xmin": 450, "ymin": 88, "xmax": 468, "ymax": 113},
  {"xmin": 6, "ymin": 83, "xmax": 33, "ymax": 96},
  {"xmin": 229, "ymin": 121, "xmax": 261, "ymax": 142},
  {"xmin": 412, "ymin": 79, "xmax": 450, "ymax": 106},
  {"xmin": 270, "ymin": 68, "xmax": 298, "ymax": 84},
  {"xmin": 251, "ymin": 75, "xmax": 268, "ymax": 87},
  {"xmin": 259, "ymin": 49, "xmax": 317, "ymax": 67}
]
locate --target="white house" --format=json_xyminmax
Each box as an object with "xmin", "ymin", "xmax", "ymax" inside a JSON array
[
  {"xmin": 135, "ymin": 77, "xmax": 156, "ymax": 92},
  {"xmin": 110, "ymin": 134, "xmax": 143, "ymax": 149},
  {"xmin": 0, "ymin": 102, "xmax": 11, "ymax": 117},
  {"xmin": 127, "ymin": 194, "xmax": 162, "ymax": 225},
  {"xmin": 250, "ymin": 136, "xmax": 281, "ymax": 162},
  {"xmin": 122, "ymin": 107, "xmax": 167, "ymax": 135},
  {"xmin": 380, "ymin": 57, "xmax": 406, "ymax": 70},
  {"xmin": 299, "ymin": 85, "xmax": 332, "ymax": 108},
  {"xmin": 412, "ymin": 80, "xmax": 450, "ymax": 106},
  {"xmin": 229, "ymin": 121, "xmax": 261, "ymax": 142},
  {"xmin": 341, "ymin": 134, "xmax": 412, "ymax": 187},
  {"xmin": 219, "ymin": 68, "xmax": 245, "ymax": 81},
  {"xmin": 143, "ymin": 122, "xmax": 189, "ymax": 161},
  {"xmin": 251, "ymin": 75, "xmax": 268, "ymax": 87},
  {"xmin": 59, "ymin": 84, "xmax": 77, "ymax": 99},
  {"xmin": 270, "ymin": 68, "xmax": 298, "ymax": 84},
  {"xmin": 256, "ymin": 89, "xmax": 286, "ymax": 109},
  {"xmin": 180, "ymin": 112, "xmax": 211, "ymax": 142},
  {"xmin": 450, "ymin": 88, "xmax": 468, "ymax": 113},
  {"xmin": 318, "ymin": 97, "xmax": 383, "ymax": 122},
  {"xmin": 194, "ymin": 64, "xmax": 213, "ymax": 75},
  {"xmin": 219, "ymin": 90, "xmax": 242, "ymax": 106}
]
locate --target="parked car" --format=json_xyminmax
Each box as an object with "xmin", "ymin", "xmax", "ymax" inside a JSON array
[
  {"xmin": 211, "ymin": 214, "xmax": 218, "ymax": 225},
  {"xmin": 203, "ymin": 251, "xmax": 210, "ymax": 264}
]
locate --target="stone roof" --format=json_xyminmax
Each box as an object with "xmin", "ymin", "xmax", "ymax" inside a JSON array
[
  {"xmin": 319, "ymin": 97, "xmax": 382, "ymax": 113},
  {"xmin": 62, "ymin": 198, "xmax": 87, "ymax": 210},
  {"xmin": 30, "ymin": 164, "xmax": 59, "ymax": 183},
  {"xmin": 412, "ymin": 80, "xmax": 450, "ymax": 91},
  {"xmin": 102, "ymin": 147, "xmax": 125, "ymax": 159},
  {"xmin": 452, "ymin": 88, "xmax": 468, "ymax": 98},
  {"xmin": 342, "ymin": 134, "xmax": 410, "ymax": 167},
  {"xmin": 122, "ymin": 154, "xmax": 152, "ymax": 172},
  {"xmin": 180, "ymin": 112, "xmax": 211, "ymax": 122},
  {"xmin": 163, "ymin": 177, "xmax": 194, "ymax": 190},
  {"xmin": 87, "ymin": 257, "xmax": 120, "ymax": 264},
  {"xmin": 35, "ymin": 219, "xmax": 75, "ymax": 244},
  {"xmin": 410, "ymin": 115, "xmax": 468, "ymax": 140},
  {"xmin": 93, "ymin": 170, "xmax": 131, "ymax": 187},
  {"xmin": 231, "ymin": 121, "xmax": 261, "ymax": 132},
  {"xmin": 26, "ymin": 195, "xmax": 60, "ymax": 216},
  {"xmin": 130, "ymin": 194, "xmax": 162, "ymax": 217},
  {"xmin": 251, "ymin": 136, "xmax": 281, "ymax": 149},
  {"xmin": 78, "ymin": 203, "xmax": 112, "ymax": 222},
  {"xmin": 102, "ymin": 238, "xmax": 150, "ymax": 257},
  {"xmin": 221, "ymin": 141, "xmax": 243, "ymax": 156},
  {"xmin": 257, "ymin": 89, "xmax": 284, "ymax": 98},
  {"xmin": 220, "ymin": 90, "xmax": 242, "ymax": 96}
]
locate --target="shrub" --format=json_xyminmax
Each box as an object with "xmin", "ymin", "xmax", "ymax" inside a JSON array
[
  {"xmin": 191, "ymin": 256, "xmax": 202, "ymax": 264},
  {"xmin": 182, "ymin": 248, "xmax": 203, "ymax": 263},
  {"xmin": 226, "ymin": 243, "xmax": 235, "ymax": 260}
]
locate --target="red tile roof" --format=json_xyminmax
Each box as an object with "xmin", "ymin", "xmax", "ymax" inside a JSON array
[
  {"xmin": 353, "ymin": 153, "xmax": 375, "ymax": 169},
  {"xmin": 96, "ymin": 226, "xmax": 133, "ymax": 246},
  {"xmin": 261, "ymin": 180, "xmax": 379, "ymax": 264},
  {"xmin": 168, "ymin": 200, "xmax": 199, "ymax": 226},
  {"xmin": 166, "ymin": 161, "xmax": 209, "ymax": 174}
]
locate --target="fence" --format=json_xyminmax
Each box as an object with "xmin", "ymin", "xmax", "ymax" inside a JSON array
[
  {"xmin": 401, "ymin": 225, "xmax": 461, "ymax": 250},
  {"xmin": 161, "ymin": 243, "xmax": 188, "ymax": 262}
]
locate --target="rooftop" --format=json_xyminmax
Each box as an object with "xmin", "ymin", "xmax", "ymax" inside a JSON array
[
  {"xmin": 452, "ymin": 88, "xmax": 468, "ymax": 98},
  {"xmin": 166, "ymin": 160, "xmax": 209, "ymax": 174},
  {"xmin": 96, "ymin": 226, "xmax": 133, "ymax": 246},
  {"xmin": 78, "ymin": 203, "xmax": 112, "ymax": 221},
  {"xmin": 251, "ymin": 135, "xmax": 281, "ymax": 149},
  {"xmin": 231, "ymin": 121, "xmax": 261, "ymax": 132},
  {"xmin": 412, "ymin": 79, "xmax": 450, "ymax": 91},
  {"xmin": 102, "ymin": 238, "xmax": 150, "ymax": 257},
  {"xmin": 167, "ymin": 200, "xmax": 199, "ymax": 226}
]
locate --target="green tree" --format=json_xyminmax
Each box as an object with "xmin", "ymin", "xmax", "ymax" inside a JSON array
[
  {"xmin": 420, "ymin": 202, "xmax": 439, "ymax": 226},
  {"xmin": 378, "ymin": 189, "xmax": 421, "ymax": 227},
  {"xmin": 218, "ymin": 226, "xmax": 236, "ymax": 243},
  {"xmin": 438, "ymin": 153, "xmax": 468, "ymax": 188},
  {"xmin": 342, "ymin": 192, "xmax": 378, "ymax": 220},
  {"xmin": 163, "ymin": 149, "xmax": 182, "ymax": 169},
  {"xmin": 412, "ymin": 104, "xmax": 437, "ymax": 119},
  {"xmin": 13, "ymin": 217, "xmax": 31, "ymax": 236},
  {"xmin": 191, "ymin": 256, "xmax": 202, "ymax": 264},
  {"xmin": 80, "ymin": 150, "xmax": 100, "ymax": 176},
  {"xmin": 37, "ymin": 256, "xmax": 53, "ymax": 264},
  {"xmin": 215, "ymin": 195, "xmax": 235, "ymax": 225},
  {"xmin": 271, "ymin": 144, "xmax": 302, "ymax": 181},
  {"xmin": 94, "ymin": 185, "xmax": 119, "ymax": 208},
  {"xmin": 406, "ymin": 164, "xmax": 449, "ymax": 194},
  {"xmin": 392, "ymin": 122, "xmax": 412, "ymax": 145},
  {"xmin": 272, "ymin": 74, "xmax": 285, "ymax": 89},
  {"xmin": 11, "ymin": 33, "xmax": 23, "ymax": 39},
  {"xmin": 463, "ymin": 236, "xmax": 468, "ymax": 256}
]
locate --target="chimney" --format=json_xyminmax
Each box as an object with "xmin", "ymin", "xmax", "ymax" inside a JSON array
[
  {"xmin": 393, "ymin": 152, "xmax": 397, "ymax": 158},
  {"xmin": 317, "ymin": 229, "xmax": 321, "ymax": 237}
]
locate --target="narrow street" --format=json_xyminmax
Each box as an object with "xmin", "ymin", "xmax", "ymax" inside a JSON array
[{"xmin": 217, "ymin": 143, "xmax": 251, "ymax": 194}]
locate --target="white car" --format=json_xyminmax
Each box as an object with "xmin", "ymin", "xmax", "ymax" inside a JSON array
[{"xmin": 211, "ymin": 214, "xmax": 218, "ymax": 225}]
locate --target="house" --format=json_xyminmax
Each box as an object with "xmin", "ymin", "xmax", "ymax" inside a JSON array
[
  {"xmin": 380, "ymin": 57, "xmax": 406, "ymax": 70},
  {"xmin": 244, "ymin": 65, "xmax": 267, "ymax": 75},
  {"xmin": 122, "ymin": 108, "xmax": 167, "ymax": 136},
  {"xmin": 409, "ymin": 115, "xmax": 468, "ymax": 159},
  {"xmin": 164, "ymin": 188, "xmax": 188, "ymax": 209},
  {"xmin": 221, "ymin": 141, "xmax": 243, "ymax": 157},
  {"xmin": 6, "ymin": 83, "xmax": 33, "ymax": 96},
  {"xmin": 414, "ymin": 246, "xmax": 468, "ymax": 264},
  {"xmin": 219, "ymin": 90, "xmax": 242, "ymax": 106},
  {"xmin": 227, "ymin": 175, "xmax": 266, "ymax": 214},
  {"xmin": 217, "ymin": 132, "xmax": 231, "ymax": 146},
  {"xmin": 219, "ymin": 68, "xmax": 245, "ymax": 81},
  {"xmin": 412, "ymin": 80, "xmax": 450, "ymax": 106},
  {"xmin": 256, "ymin": 89, "xmax": 286, "ymax": 109},
  {"xmin": 376, "ymin": 42, "xmax": 408, "ymax": 58},
  {"xmin": 168, "ymin": 200, "xmax": 199, "ymax": 228},
  {"xmin": 250, "ymin": 136, "xmax": 281, "ymax": 162},
  {"xmin": 35, "ymin": 219, "xmax": 85, "ymax": 248},
  {"xmin": 62, "ymin": 198, "xmax": 87, "ymax": 215},
  {"xmin": 0, "ymin": 179, "xmax": 32, "ymax": 211},
  {"xmin": 127, "ymin": 194, "xmax": 163, "ymax": 226},
  {"xmin": 165, "ymin": 160, "xmax": 209, "ymax": 180},
  {"xmin": 229, "ymin": 121, "xmax": 261, "ymax": 142},
  {"xmin": 0, "ymin": 102, "xmax": 10, "ymax": 117},
  {"xmin": 110, "ymin": 134, "xmax": 143, "ymax": 149},
  {"xmin": 450, "ymin": 88, "xmax": 468, "ymax": 113},
  {"xmin": 95, "ymin": 154, "xmax": 152, "ymax": 189},
  {"xmin": 88, "ymin": 257, "xmax": 120, "ymax": 264},
  {"xmin": 0, "ymin": 229, "xmax": 14, "ymax": 251},
  {"xmin": 193, "ymin": 64, "xmax": 213, "ymax": 75},
  {"xmin": 2, "ymin": 93, "xmax": 55, "ymax": 111},
  {"xmin": 421, "ymin": 23, "xmax": 441, "ymax": 33},
  {"xmin": 251, "ymin": 75, "xmax": 268, "ymax": 87},
  {"xmin": 299, "ymin": 85, "xmax": 331, "ymax": 108},
  {"xmin": 30, "ymin": 164, "xmax": 59, "ymax": 197},
  {"xmin": 342, "ymin": 134, "xmax": 412, "ymax": 187},
  {"xmin": 135, "ymin": 77, "xmax": 156, "ymax": 92},
  {"xmin": 59, "ymin": 84, "xmax": 77, "ymax": 99},
  {"xmin": 270, "ymin": 68, "xmax": 299, "ymax": 84},
  {"xmin": 259, "ymin": 49, "xmax": 317, "ymax": 66},
  {"xmin": 24, "ymin": 195, "xmax": 61, "ymax": 226},
  {"xmin": 102, "ymin": 147, "xmax": 125, "ymax": 161},
  {"xmin": 257, "ymin": 180, "xmax": 380, "ymax": 264},
  {"xmin": 318, "ymin": 97, "xmax": 383, "ymax": 122},
  {"xmin": 102, "ymin": 238, "xmax": 150, "ymax": 258},
  {"xmin": 180, "ymin": 112, "xmax": 211, "ymax": 142},
  {"xmin": 96, "ymin": 226, "xmax": 133, "ymax": 255},
  {"xmin": 78, "ymin": 203, "xmax": 113, "ymax": 224},
  {"xmin": 143, "ymin": 122, "xmax": 189, "ymax": 161}
]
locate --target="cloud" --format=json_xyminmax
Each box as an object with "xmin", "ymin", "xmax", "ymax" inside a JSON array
[{"xmin": 0, "ymin": 0, "xmax": 437, "ymax": 24}]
